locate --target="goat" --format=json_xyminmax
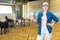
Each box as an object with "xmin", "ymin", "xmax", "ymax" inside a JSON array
[{"xmin": 0, "ymin": 21, "xmax": 9, "ymax": 34}]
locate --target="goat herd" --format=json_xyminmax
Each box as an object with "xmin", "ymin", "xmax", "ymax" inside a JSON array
[
  {"xmin": 0, "ymin": 19, "xmax": 14, "ymax": 35},
  {"xmin": 0, "ymin": 17, "xmax": 30, "ymax": 35}
]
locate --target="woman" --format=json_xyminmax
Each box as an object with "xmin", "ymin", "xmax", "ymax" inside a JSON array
[{"xmin": 30, "ymin": 2, "xmax": 59, "ymax": 40}]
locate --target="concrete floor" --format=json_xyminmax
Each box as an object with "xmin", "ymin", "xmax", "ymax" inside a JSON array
[{"xmin": 0, "ymin": 22, "xmax": 60, "ymax": 40}]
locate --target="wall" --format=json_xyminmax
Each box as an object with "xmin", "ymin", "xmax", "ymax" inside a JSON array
[
  {"xmin": 0, "ymin": 14, "xmax": 16, "ymax": 22},
  {"xmin": 50, "ymin": 0, "xmax": 60, "ymax": 17},
  {"xmin": 23, "ymin": 0, "xmax": 49, "ymax": 19}
]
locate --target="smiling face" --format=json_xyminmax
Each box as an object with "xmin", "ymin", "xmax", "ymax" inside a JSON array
[
  {"xmin": 43, "ymin": 4, "xmax": 48, "ymax": 12},
  {"xmin": 42, "ymin": 2, "xmax": 49, "ymax": 12}
]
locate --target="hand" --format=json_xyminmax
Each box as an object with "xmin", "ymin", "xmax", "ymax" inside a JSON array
[
  {"xmin": 47, "ymin": 23, "xmax": 55, "ymax": 26},
  {"xmin": 47, "ymin": 23, "xmax": 52, "ymax": 26},
  {"xmin": 30, "ymin": 17, "xmax": 37, "ymax": 22},
  {"xmin": 30, "ymin": 17, "xmax": 34, "ymax": 21}
]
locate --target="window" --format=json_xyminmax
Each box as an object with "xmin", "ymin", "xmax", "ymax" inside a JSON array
[{"xmin": 0, "ymin": 5, "xmax": 12, "ymax": 14}]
